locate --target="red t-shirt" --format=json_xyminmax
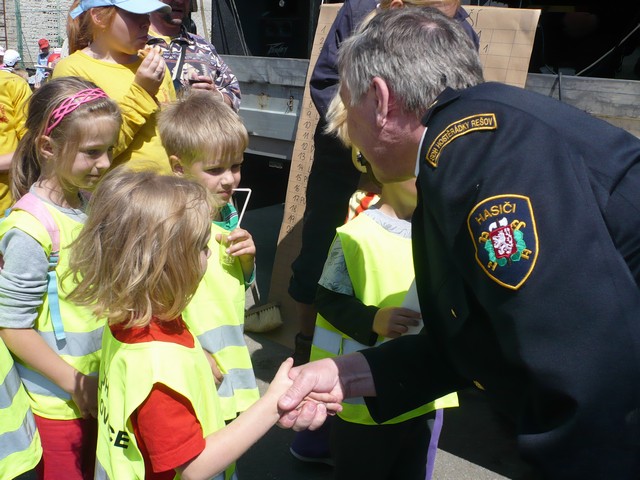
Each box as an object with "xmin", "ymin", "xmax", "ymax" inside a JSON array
[{"xmin": 110, "ymin": 318, "xmax": 206, "ymax": 479}]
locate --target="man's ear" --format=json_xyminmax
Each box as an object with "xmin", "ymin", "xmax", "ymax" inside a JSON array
[
  {"xmin": 388, "ymin": 0, "xmax": 405, "ymax": 8},
  {"xmin": 372, "ymin": 77, "xmax": 391, "ymax": 128},
  {"xmin": 37, "ymin": 135, "xmax": 55, "ymax": 161},
  {"xmin": 170, "ymin": 155, "xmax": 184, "ymax": 175}
]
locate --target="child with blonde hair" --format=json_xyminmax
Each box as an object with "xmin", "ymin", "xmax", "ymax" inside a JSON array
[
  {"xmin": 158, "ymin": 90, "xmax": 260, "ymax": 424},
  {"xmin": 0, "ymin": 76, "xmax": 121, "ymax": 479},
  {"xmin": 53, "ymin": 0, "xmax": 177, "ymax": 173},
  {"xmin": 67, "ymin": 168, "xmax": 293, "ymax": 479}
]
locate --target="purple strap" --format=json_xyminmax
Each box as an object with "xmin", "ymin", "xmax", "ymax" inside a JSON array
[{"xmin": 426, "ymin": 409, "xmax": 444, "ymax": 480}]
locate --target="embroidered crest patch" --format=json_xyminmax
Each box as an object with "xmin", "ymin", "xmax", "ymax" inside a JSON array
[
  {"xmin": 467, "ymin": 194, "xmax": 538, "ymax": 290},
  {"xmin": 426, "ymin": 113, "xmax": 497, "ymax": 168}
]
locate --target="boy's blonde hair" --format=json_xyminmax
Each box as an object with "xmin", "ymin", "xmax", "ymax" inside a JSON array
[
  {"xmin": 68, "ymin": 168, "xmax": 213, "ymax": 328},
  {"xmin": 158, "ymin": 90, "xmax": 249, "ymax": 166}
]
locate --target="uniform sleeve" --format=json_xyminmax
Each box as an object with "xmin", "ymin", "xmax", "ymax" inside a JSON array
[
  {"xmin": 132, "ymin": 383, "xmax": 205, "ymax": 473},
  {"xmin": 361, "ymin": 334, "xmax": 465, "ymax": 422},
  {"xmin": 0, "ymin": 229, "xmax": 48, "ymax": 328}
]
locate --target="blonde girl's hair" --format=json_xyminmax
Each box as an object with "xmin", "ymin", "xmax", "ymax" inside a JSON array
[
  {"xmin": 11, "ymin": 76, "xmax": 121, "ymax": 200},
  {"xmin": 158, "ymin": 89, "xmax": 249, "ymax": 165},
  {"xmin": 67, "ymin": 0, "xmax": 117, "ymax": 53},
  {"xmin": 67, "ymin": 168, "xmax": 214, "ymax": 328},
  {"xmin": 324, "ymin": 92, "xmax": 350, "ymax": 146}
]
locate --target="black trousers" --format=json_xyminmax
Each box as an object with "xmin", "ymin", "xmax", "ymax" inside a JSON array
[
  {"xmin": 288, "ymin": 119, "xmax": 360, "ymax": 304},
  {"xmin": 330, "ymin": 411, "xmax": 437, "ymax": 480}
]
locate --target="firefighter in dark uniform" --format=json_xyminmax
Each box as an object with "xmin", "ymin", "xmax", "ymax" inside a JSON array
[{"xmin": 277, "ymin": 7, "xmax": 640, "ymax": 479}]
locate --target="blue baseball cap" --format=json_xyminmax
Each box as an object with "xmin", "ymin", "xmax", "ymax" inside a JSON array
[{"xmin": 70, "ymin": 0, "xmax": 171, "ymax": 19}]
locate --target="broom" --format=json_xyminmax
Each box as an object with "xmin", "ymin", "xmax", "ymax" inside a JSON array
[
  {"xmin": 244, "ymin": 282, "xmax": 283, "ymax": 333},
  {"xmin": 232, "ymin": 188, "xmax": 283, "ymax": 333}
]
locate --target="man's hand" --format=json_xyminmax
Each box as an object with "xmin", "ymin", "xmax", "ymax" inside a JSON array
[{"xmin": 277, "ymin": 358, "xmax": 344, "ymax": 431}]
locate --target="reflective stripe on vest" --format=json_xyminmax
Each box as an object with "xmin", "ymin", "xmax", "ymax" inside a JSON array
[
  {"xmin": 182, "ymin": 223, "xmax": 259, "ymax": 421},
  {"xmin": 0, "ymin": 341, "xmax": 42, "ymax": 478},
  {"xmin": 15, "ymin": 326, "xmax": 102, "ymax": 413},
  {"xmin": 0, "ymin": 406, "xmax": 38, "ymax": 457},
  {"xmin": 199, "ymin": 324, "xmax": 246, "ymax": 352},
  {"xmin": 216, "ymin": 367, "xmax": 259, "ymax": 397},
  {"xmin": 0, "ymin": 361, "xmax": 23, "ymax": 409},
  {"xmin": 312, "ymin": 324, "xmax": 387, "ymax": 357},
  {"xmin": 0, "ymin": 205, "xmax": 102, "ymax": 420}
]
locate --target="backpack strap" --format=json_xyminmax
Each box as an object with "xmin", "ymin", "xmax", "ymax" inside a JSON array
[{"xmin": 11, "ymin": 194, "xmax": 65, "ymax": 342}]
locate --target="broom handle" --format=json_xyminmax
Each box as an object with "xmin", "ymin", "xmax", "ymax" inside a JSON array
[{"xmin": 250, "ymin": 282, "xmax": 260, "ymax": 305}]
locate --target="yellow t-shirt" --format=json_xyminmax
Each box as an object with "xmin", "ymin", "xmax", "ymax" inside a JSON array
[
  {"xmin": 53, "ymin": 50, "xmax": 176, "ymax": 173},
  {"xmin": 0, "ymin": 70, "xmax": 31, "ymax": 210}
]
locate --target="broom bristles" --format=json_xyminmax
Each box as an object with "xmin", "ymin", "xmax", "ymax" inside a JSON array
[{"xmin": 244, "ymin": 302, "xmax": 283, "ymax": 333}]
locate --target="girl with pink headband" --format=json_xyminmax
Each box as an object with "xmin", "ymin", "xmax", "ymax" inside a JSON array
[
  {"xmin": 53, "ymin": 0, "xmax": 176, "ymax": 174},
  {"xmin": 0, "ymin": 76, "xmax": 121, "ymax": 479}
]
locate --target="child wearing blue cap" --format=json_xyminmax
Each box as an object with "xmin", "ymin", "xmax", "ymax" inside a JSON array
[{"xmin": 53, "ymin": 0, "xmax": 177, "ymax": 174}]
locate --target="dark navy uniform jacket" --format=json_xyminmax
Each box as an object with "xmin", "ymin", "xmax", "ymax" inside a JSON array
[{"xmin": 362, "ymin": 82, "xmax": 640, "ymax": 478}]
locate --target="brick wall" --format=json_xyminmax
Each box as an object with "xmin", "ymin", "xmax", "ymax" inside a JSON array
[
  {"xmin": 2, "ymin": 0, "xmax": 215, "ymax": 69},
  {"xmin": 4, "ymin": 0, "xmax": 67, "ymax": 68}
]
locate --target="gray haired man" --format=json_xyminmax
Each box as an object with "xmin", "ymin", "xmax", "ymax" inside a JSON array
[{"xmin": 278, "ymin": 7, "xmax": 640, "ymax": 479}]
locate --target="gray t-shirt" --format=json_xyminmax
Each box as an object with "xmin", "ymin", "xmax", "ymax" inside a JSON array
[
  {"xmin": 0, "ymin": 191, "xmax": 86, "ymax": 328},
  {"xmin": 318, "ymin": 206, "xmax": 412, "ymax": 297}
]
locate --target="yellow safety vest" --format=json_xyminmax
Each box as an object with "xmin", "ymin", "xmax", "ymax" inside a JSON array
[
  {"xmin": 311, "ymin": 213, "xmax": 458, "ymax": 425},
  {"xmin": 0, "ymin": 339, "xmax": 42, "ymax": 479},
  {"xmin": 0, "ymin": 204, "xmax": 102, "ymax": 420},
  {"xmin": 95, "ymin": 325, "xmax": 237, "ymax": 480},
  {"xmin": 182, "ymin": 222, "xmax": 259, "ymax": 421}
]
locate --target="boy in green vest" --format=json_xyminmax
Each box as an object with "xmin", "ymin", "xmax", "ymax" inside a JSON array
[
  {"xmin": 158, "ymin": 90, "xmax": 260, "ymax": 422},
  {"xmin": 308, "ymin": 149, "xmax": 458, "ymax": 479}
]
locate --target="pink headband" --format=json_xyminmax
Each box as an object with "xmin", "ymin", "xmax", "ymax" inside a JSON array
[{"xmin": 44, "ymin": 88, "xmax": 109, "ymax": 136}]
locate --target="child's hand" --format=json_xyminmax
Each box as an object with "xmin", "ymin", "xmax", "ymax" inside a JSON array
[
  {"xmin": 373, "ymin": 307, "xmax": 421, "ymax": 339},
  {"xmin": 134, "ymin": 46, "xmax": 167, "ymax": 97},
  {"xmin": 216, "ymin": 228, "xmax": 256, "ymax": 281},
  {"xmin": 218, "ymin": 228, "xmax": 255, "ymax": 259},
  {"xmin": 72, "ymin": 372, "xmax": 98, "ymax": 419},
  {"xmin": 203, "ymin": 350, "xmax": 224, "ymax": 385},
  {"xmin": 265, "ymin": 357, "xmax": 294, "ymax": 404}
]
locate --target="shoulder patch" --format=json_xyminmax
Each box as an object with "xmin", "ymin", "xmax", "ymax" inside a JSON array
[
  {"xmin": 467, "ymin": 194, "xmax": 538, "ymax": 290},
  {"xmin": 426, "ymin": 113, "xmax": 497, "ymax": 168}
]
